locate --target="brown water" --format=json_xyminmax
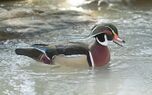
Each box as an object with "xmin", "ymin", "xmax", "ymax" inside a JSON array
[{"xmin": 0, "ymin": 0, "xmax": 152, "ymax": 95}]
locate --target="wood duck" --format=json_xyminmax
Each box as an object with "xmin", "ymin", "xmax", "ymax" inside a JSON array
[{"xmin": 15, "ymin": 23, "xmax": 125, "ymax": 67}]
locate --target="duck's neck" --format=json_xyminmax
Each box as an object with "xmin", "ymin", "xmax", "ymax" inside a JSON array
[{"xmin": 89, "ymin": 41, "xmax": 110, "ymax": 67}]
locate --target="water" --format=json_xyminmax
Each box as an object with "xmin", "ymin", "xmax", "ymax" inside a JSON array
[{"xmin": 0, "ymin": 0, "xmax": 152, "ymax": 95}]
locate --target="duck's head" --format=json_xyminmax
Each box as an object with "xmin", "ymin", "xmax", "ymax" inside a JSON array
[{"xmin": 91, "ymin": 23, "xmax": 125, "ymax": 47}]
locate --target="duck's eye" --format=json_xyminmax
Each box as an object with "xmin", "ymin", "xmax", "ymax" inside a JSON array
[{"xmin": 95, "ymin": 34, "xmax": 105, "ymax": 42}]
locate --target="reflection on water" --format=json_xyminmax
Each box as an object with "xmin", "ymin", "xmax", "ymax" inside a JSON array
[{"xmin": 0, "ymin": 0, "xmax": 152, "ymax": 95}]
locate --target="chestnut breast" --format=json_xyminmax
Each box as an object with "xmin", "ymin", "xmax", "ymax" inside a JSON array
[{"xmin": 90, "ymin": 45, "xmax": 110, "ymax": 67}]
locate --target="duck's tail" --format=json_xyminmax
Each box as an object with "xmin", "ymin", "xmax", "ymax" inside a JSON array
[
  {"xmin": 15, "ymin": 48, "xmax": 52, "ymax": 64},
  {"xmin": 15, "ymin": 48, "xmax": 43, "ymax": 58}
]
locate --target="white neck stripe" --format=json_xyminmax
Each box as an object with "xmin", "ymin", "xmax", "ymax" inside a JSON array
[
  {"xmin": 89, "ymin": 51, "xmax": 95, "ymax": 67},
  {"xmin": 96, "ymin": 34, "xmax": 108, "ymax": 46}
]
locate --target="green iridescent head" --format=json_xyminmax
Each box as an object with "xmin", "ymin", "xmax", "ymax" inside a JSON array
[{"xmin": 91, "ymin": 23, "xmax": 125, "ymax": 46}]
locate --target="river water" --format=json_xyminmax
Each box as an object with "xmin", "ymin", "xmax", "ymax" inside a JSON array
[{"xmin": 0, "ymin": 0, "xmax": 152, "ymax": 95}]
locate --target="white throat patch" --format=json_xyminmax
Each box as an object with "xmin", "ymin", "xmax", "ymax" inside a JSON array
[{"xmin": 96, "ymin": 34, "xmax": 108, "ymax": 46}]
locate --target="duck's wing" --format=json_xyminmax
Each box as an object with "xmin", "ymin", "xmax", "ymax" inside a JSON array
[
  {"xmin": 15, "ymin": 47, "xmax": 44, "ymax": 60},
  {"xmin": 68, "ymin": 42, "xmax": 89, "ymax": 50},
  {"xmin": 15, "ymin": 44, "xmax": 53, "ymax": 64},
  {"xmin": 15, "ymin": 42, "xmax": 92, "ymax": 66},
  {"xmin": 31, "ymin": 44, "xmax": 56, "ymax": 49},
  {"xmin": 15, "ymin": 44, "xmax": 54, "ymax": 60}
]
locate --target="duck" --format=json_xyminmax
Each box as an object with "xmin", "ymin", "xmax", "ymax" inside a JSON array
[{"xmin": 15, "ymin": 23, "xmax": 125, "ymax": 67}]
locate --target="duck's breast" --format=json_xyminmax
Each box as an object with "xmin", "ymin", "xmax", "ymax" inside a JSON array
[{"xmin": 91, "ymin": 45, "xmax": 110, "ymax": 67}]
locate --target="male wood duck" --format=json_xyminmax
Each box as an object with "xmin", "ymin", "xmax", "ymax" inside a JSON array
[{"xmin": 15, "ymin": 23, "xmax": 125, "ymax": 67}]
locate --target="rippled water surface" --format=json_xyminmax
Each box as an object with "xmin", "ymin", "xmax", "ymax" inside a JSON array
[{"xmin": 0, "ymin": 0, "xmax": 152, "ymax": 95}]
